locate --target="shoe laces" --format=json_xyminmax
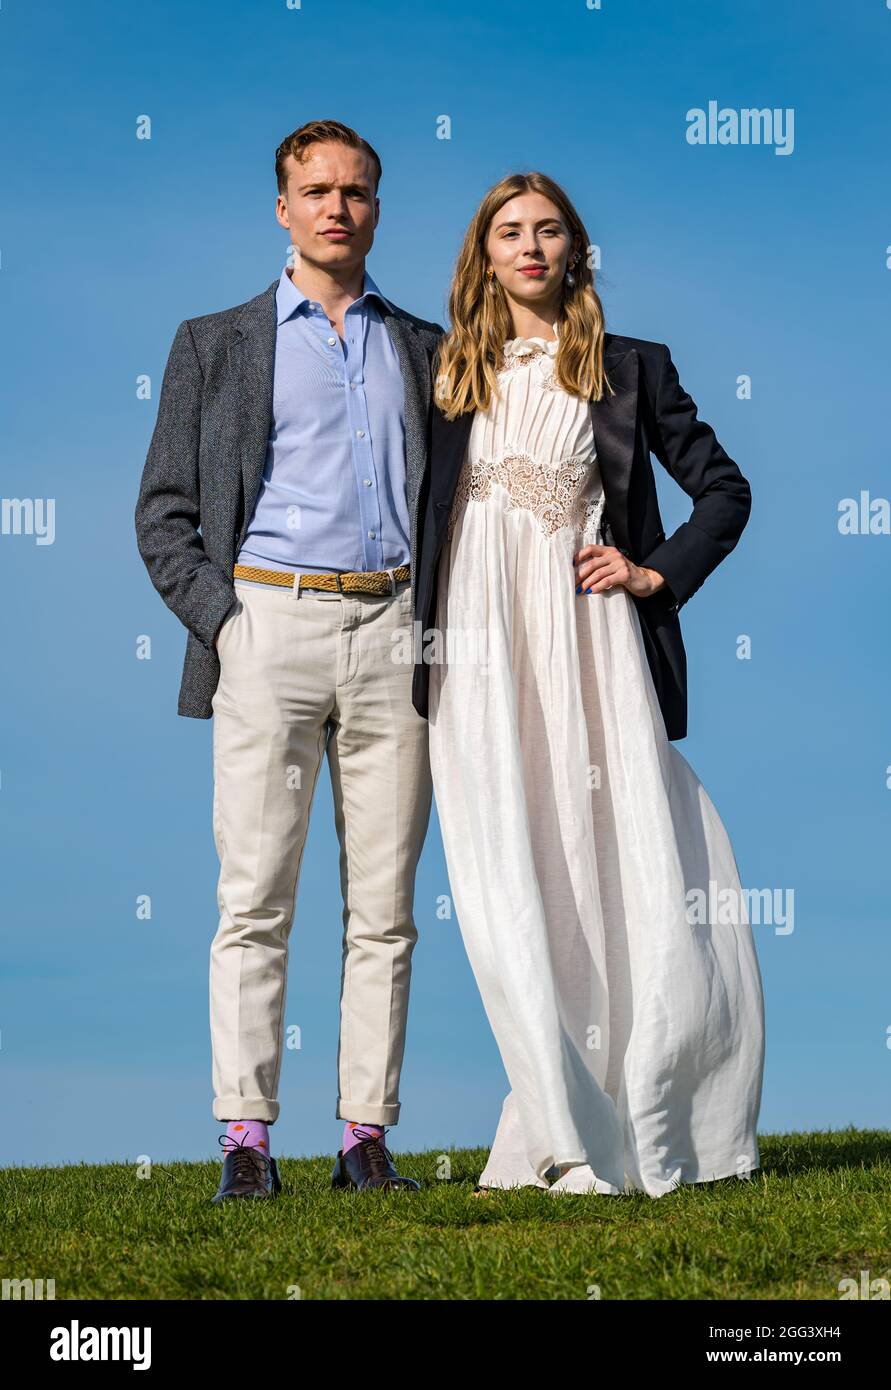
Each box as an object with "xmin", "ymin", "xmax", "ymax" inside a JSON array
[
  {"xmin": 350, "ymin": 1126, "xmax": 393, "ymax": 1171},
  {"xmin": 218, "ymin": 1133, "xmax": 273, "ymax": 1181}
]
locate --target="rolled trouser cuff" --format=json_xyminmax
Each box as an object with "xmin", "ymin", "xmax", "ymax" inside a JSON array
[
  {"xmin": 336, "ymin": 1099, "xmax": 400, "ymax": 1125},
  {"xmin": 213, "ymin": 1097, "xmax": 280, "ymax": 1123}
]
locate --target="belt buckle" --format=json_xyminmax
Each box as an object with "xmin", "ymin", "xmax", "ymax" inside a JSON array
[
  {"xmin": 388, "ymin": 568, "xmax": 397, "ymax": 597},
  {"xmin": 334, "ymin": 572, "xmax": 345, "ymax": 595}
]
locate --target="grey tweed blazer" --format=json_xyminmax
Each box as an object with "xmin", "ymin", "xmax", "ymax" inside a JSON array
[{"xmin": 134, "ymin": 277, "xmax": 444, "ymax": 719}]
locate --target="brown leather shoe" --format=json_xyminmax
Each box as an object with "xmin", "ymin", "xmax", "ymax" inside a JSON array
[
  {"xmin": 331, "ymin": 1128, "xmax": 420, "ymax": 1192},
  {"xmin": 211, "ymin": 1136, "xmax": 282, "ymax": 1203}
]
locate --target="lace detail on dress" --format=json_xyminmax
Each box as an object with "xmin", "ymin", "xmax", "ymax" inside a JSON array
[
  {"xmin": 447, "ymin": 452, "xmax": 605, "ymax": 543},
  {"xmin": 498, "ymin": 349, "xmax": 545, "ymax": 374},
  {"xmin": 497, "ymin": 341, "xmax": 562, "ymax": 391}
]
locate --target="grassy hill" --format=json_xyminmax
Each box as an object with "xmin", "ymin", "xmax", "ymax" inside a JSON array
[{"xmin": 3, "ymin": 1128, "xmax": 889, "ymax": 1300}]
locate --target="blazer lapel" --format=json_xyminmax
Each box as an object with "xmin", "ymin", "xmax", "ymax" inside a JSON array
[
  {"xmin": 591, "ymin": 343, "xmax": 639, "ymax": 554},
  {"xmin": 229, "ymin": 280, "xmax": 278, "ymax": 549},
  {"xmin": 382, "ymin": 312, "xmax": 431, "ymax": 546},
  {"xmin": 430, "ymin": 403, "xmax": 473, "ymax": 511}
]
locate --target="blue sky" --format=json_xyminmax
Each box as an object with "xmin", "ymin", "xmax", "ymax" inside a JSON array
[{"xmin": 1, "ymin": 0, "xmax": 889, "ymax": 1168}]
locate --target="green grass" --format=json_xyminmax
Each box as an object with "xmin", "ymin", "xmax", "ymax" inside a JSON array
[{"xmin": 3, "ymin": 1128, "xmax": 889, "ymax": 1300}]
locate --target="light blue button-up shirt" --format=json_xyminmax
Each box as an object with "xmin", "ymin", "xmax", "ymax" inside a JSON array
[{"xmin": 235, "ymin": 266, "xmax": 411, "ymax": 588}]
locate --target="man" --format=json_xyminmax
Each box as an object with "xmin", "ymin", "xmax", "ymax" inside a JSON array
[{"xmin": 135, "ymin": 119, "xmax": 444, "ymax": 1201}]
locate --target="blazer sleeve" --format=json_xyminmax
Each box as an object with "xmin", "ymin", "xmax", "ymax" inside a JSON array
[
  {"xmin": 134, "ymin": 319, "xmax": 237, "ymax": 651},
  {"xmin": 637, "ymin": 342, "xmax": 751, "ymax": 612}
]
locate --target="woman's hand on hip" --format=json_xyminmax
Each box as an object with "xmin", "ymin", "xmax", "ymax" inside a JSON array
[{"xmin": 572, "ymin": 544, "xmax": 666, "ymax": 599}]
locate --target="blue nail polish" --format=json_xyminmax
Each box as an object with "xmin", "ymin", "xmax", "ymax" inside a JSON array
[{"xmin": 575, "ymin": 585, "xmax": 581, "ymax": 594}]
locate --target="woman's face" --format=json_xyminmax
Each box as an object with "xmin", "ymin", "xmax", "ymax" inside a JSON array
[{"xmin": 485, "ymin": 192, "xmax": 577, "ymax": 309}]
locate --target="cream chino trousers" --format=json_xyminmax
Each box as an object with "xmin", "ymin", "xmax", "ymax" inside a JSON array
[{"xmin": 209, "ymin": 575, "xmax": 432, "ymax": 1127}]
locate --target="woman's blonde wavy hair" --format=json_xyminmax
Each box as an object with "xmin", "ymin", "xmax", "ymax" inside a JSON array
[{"xmin": 434, "ymin": 171, "xmax": 614, "ymax": 420}]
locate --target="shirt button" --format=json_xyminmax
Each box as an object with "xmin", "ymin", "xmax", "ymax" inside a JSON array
[
  {"xmin": 363, "ymin": 479, "xmax": 372, "ymax": 487},
  {"xmin": 327, "ymin": 336, "xmax": 337, "ymax": 346},
  {"xmin": 350, "ymin": 383, "xmax": 358, "ymax": 390},
  {"xmin": 357, "ymin": 429, "xmax": 365, "ymax": 438},
  {"xmin": 368, "ymin": 530, "xmax": 376, "ymax": 539}
]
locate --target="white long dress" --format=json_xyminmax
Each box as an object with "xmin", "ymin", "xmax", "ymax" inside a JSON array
[{"xmin": 427, "ymin": 331, "xmax": 765, "ymax": 1198}]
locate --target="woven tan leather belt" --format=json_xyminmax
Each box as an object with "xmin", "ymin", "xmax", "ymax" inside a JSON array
[{"xmin": 233, "ymin": 562, "xmax": 410, "ymax": 595}]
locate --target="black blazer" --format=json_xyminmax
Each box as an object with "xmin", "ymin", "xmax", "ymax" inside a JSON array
[{"xmin": 411, "ymin": 333, "xmax": 751, "ymax": 741}]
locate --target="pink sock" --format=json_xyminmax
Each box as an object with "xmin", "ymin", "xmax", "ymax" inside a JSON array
[
  {"xmin": 224, "ymin": 1119, "xmax": 271, "ymax": 1154},
  {"xmin": 342, "ymin": 1121, "xmax": 385, "ymax": 1154}
]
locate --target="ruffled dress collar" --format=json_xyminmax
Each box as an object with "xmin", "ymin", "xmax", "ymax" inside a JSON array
[{"xmin": 503, "ymin": 326, "xmax": 560, "ymax": 359}]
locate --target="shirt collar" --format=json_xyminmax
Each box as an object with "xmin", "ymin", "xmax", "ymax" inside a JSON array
[{"xmin": 276, "ymin": 265, "xmax": 394, "ymax": 324}]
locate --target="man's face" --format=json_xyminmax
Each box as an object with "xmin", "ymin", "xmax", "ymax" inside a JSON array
[{"xmin": 276, "ymin": 142, "xmax": 379, "ymax": 276}]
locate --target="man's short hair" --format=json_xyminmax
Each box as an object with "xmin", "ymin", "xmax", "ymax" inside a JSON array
[{"xmin": 275, "ymin": 119, "xmax": 383, "ymax": 197}]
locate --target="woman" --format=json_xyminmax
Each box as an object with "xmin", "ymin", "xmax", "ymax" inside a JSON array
[{"xmin": 424, "ymin": 173, "xmax": 766, "ymax": 1198}]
